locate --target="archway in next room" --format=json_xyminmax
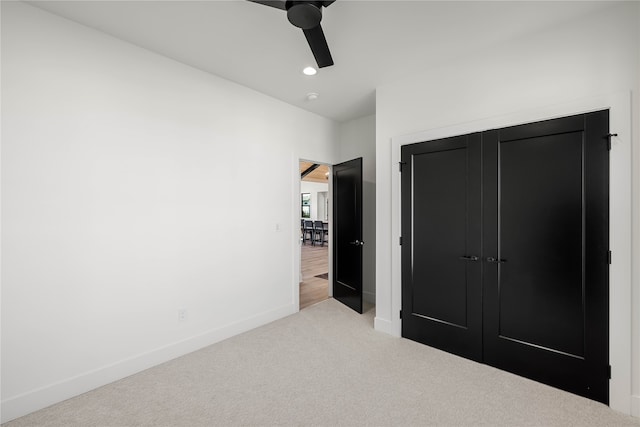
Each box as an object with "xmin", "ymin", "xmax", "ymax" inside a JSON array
[{"xmin": 299, "ymin": 160, "xmax": 330, "ymax": 310}]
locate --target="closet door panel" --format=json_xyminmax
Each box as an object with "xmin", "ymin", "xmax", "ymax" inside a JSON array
[
  {"xmin": 483, "ymin": 111, "xmax": 609, "ymax": 404},
  {"xmin": 412, "ymin": 147, "xmax": 467, "ymax": 325},
  {"xmin": 401, "ymin": 134, "xmax": 482, "ymax": 362},
  {"xmin": 499, "ymin": 131, "xmax": 584, "ymax": 356}
]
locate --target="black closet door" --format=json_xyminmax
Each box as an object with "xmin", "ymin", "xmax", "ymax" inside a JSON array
[
  {"xmin": 401, "ymin": 134, "xmax": 482, "ymax": 362},
  {"xmin": 482, "ymin": 111, "xmax": 610, "ymax": 403}
]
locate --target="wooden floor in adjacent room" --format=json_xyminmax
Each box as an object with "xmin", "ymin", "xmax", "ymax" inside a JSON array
[{"xmin": 300, "ymin": 242, "xmax": 328, "ymax": 310}]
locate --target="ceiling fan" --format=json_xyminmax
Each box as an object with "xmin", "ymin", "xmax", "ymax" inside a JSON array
[{"xmin": 248, "ymin": 0, "xmax": 336, "ymax": 68}]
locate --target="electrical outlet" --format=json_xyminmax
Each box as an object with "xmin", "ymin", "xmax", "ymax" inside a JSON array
[{"xmin": 178, "ymin": 308, "xmax": 188, "ymax": 322}]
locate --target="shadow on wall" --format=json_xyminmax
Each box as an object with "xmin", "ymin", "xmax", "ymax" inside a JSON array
[{"xmin": 363, "ymin": 180, "xmax": 376, "ymax": 304}]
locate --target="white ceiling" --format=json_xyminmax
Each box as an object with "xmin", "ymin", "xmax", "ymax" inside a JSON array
[{"xmin": 29, "ymin": 0, "xmax": 617, "ymax": 122}]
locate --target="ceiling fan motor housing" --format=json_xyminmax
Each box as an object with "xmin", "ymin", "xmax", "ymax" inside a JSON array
[{"xmin": 286, "ymin": 1, "xmax": 323, "ymax": 29}]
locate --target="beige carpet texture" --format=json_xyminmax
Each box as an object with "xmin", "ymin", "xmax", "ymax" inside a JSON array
[{"xmin": 4, "ymin": 299, "xmax": 639, "ymax": 426}]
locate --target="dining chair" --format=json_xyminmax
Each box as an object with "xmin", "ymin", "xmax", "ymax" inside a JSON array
[
  {"xmin": 303, "ymin": 220, "xmax": 314, "ymax": 245},
  {"xmin": 322, "ymin": 222, "xmax": 329, "ymax": 245},
  {"xmin": 313, "ymin": 220, "xmax": 324, "ymax": 246}
]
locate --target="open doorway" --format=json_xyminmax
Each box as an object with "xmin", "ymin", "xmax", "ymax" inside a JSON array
[{"xmin": 299, "ymin": 160, "xmax": 330, "ymax": 310}]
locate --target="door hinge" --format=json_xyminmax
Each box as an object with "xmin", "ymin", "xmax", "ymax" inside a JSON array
[
  {"xmin": 607, "ymin": 250, "xmax": 612, "ymax": 265},
  {"xmin": 399, "ymin": 161, "xmax": 407, "ymax": 172},
  {"xmin": 605, "ymin": 133, "xmax": 618, "ymax": 151},
  {"xmin": 608, "ymin": 364, "xmax": 612, "ymax": 379},
  {"xmin": 399, "ymin": 236, "xmax": 403, "ymax": 245},
  {"xmin": 399, "ymin": 310, "xmax": 403, "ymax": 319}
]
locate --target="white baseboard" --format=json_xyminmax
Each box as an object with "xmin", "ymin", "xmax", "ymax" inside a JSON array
[
  {"xmin": 374, "ymin": 315, "xmax": 399, "ymax": 337},
  {"xmin": 631, "ymin": 394, "xmax": 640, "ymax": 418},
  {"xmin": 1, "ymin": 303, "xmax": 297, "ymax": 423}
]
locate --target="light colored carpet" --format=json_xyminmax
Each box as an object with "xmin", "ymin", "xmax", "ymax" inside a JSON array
[{"xmin": 4, "ymin": 299, "xmax": 639, "ymax": 426}]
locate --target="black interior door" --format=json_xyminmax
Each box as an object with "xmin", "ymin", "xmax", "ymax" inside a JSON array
[
  {"xmin": 401, "ymin": 134, "xmax": 482, "ymax": 361},
  {"xmin": 401, "ymin": 111, "xmax": 609, "ymax": 404},
  {"xmin": 333, "ymin": 157, "xmax": 363, "ymax": 313},
  {"xmin": 483, "ymin": 111, "xmax": 609, "ymax": 403}
]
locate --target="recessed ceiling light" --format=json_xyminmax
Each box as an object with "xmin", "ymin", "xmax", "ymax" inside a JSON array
[
  {"xmin": 306, "ymin": 92, "xmax": 319, "ymax": 101},
  {"xmin": 303, "ymin": 66, "xmax": 317, "ymax": 76}
]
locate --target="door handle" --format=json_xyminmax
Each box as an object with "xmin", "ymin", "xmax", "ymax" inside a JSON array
[
  {"xmin": 486, "ymin": 257, "xmax": 506, "ymax": 263},
  {"xmin": 349, "ymin": 240, "xmax": 365, "ymax": 246},
  {"xmin": 459, "ymin": 255, "xmax": 479, "ymax": 261}
]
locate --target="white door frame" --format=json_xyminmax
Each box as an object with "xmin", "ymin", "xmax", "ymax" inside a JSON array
[
  {"xmin": 388, "ymin": 91, "xmax": 632, "ymax": 414},
  {"xmin": 293, "ymin": 159, "xmax": 333, "ymax": 311}
]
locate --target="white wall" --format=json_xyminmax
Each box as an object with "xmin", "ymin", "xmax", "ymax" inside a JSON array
[
  {"xmin": 300, "ymin": 180, "xmax": 329, "ymax": 221},
  {"xmin": 338, "ymin": 114, "xmax": 376, "ymax": 304},
  {"xmin": 375, "ymin": 2, "xmax": 639, "ymax": 416},
  {"xmin": 0, "ymin": 2, "xmax": 338, "ymax": 422},
  {"xmin": 317, "ymin": 191, "xmax": 328, "ymax": 222}
]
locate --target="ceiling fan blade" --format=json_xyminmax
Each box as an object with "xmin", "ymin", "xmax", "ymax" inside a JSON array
[
  {"xmin": 247, "ymin": 0, "xmax": 287, "ymax": 10},
  {"xmin": 322, "ymin": 1, "xmax": 336, "ymax": 7},
  {"xmin": 303, "ymin": 24, "xmax": 334, "ymax": 68}
]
